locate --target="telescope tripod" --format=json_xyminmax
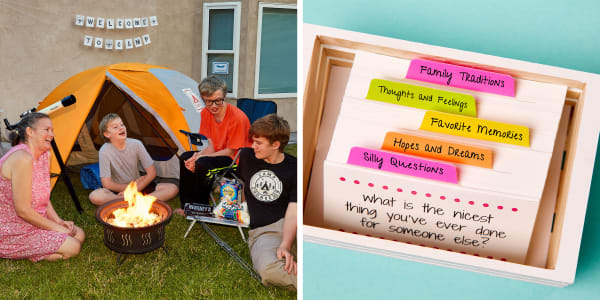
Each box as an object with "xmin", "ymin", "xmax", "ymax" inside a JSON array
[{"xmin": 50, "ymin": 139, "xmax": 83, "ymax": 213}]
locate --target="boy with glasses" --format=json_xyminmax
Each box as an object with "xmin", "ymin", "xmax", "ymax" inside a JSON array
[{"xmin": 176, "ymin": 76, "xmax": 251, "ymax": 215}]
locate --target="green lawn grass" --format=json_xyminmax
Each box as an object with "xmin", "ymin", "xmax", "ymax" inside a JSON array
[{"xmin": 0, "ymin": 146, "xmax": 298, "ymax": 299}]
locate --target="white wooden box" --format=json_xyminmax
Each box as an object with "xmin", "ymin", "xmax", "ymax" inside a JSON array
[{"xmin": 303, "ymin": 24, "xmax": 600, "ymax": 286}]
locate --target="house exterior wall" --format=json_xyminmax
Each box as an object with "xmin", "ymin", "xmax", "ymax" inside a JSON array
[{"xmin": 0, "ymin": 0, "xmax": 297, "ymax": 141}]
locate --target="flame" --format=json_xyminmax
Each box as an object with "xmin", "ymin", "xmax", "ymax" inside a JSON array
[{"xmin": 107, "ymin": 182, "xmax": 161, "ymax": 228}]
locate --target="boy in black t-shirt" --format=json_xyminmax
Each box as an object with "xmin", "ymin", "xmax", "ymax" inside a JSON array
[{"xmin": 236, "ymin": 114, "xmax": 296, "ymax": 290}]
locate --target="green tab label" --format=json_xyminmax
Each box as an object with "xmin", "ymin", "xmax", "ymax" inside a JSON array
[{"xmin": 366, "ymin": 79, "xmax": 477, "ymax": 117}]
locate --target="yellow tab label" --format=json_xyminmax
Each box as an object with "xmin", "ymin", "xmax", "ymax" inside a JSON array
[
  {"xmin": 366, "ymin": 79, "xmax": 477, "ymax": 117},
  {"xmin": 419, "ymin": 111, "xmax": 529, "ymax": 147},
  {"xmin": 382, "ymin": 132, "xmax": 494, "ymax": 168}
]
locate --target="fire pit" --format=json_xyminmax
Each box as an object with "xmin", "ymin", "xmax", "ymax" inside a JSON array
[{"xmin": 96, "ymin": 182, "xmax": 172, "ymax": 264}]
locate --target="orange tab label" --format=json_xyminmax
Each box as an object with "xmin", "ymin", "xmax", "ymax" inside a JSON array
[{"xmin": 382, "ymin": 132, "xmax": 493, "ymax": 168}]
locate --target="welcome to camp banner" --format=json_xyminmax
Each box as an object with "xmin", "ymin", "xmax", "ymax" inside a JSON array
[{"xmin": 75, "ymin": 15, "xmax": 158, "ymax": 50}]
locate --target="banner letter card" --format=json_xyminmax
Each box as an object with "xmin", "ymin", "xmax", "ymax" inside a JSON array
[{"xmin": 75, "ymin": 15, "xmax": 157, "ymax": 50}]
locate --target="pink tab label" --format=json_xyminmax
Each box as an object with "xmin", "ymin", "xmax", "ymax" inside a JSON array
[
  {"xmin": 347, "ymin": 147, "xmax": 457, "ymax": 183},
  {"xmin": 406, "ymin": 59, "xmax": 515, "ymax": 97}
]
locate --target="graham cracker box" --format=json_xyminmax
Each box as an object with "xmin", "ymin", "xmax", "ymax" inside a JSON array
[{"xmin": 303, "ymin": 23, "xmax": 600, "ymax": 286}]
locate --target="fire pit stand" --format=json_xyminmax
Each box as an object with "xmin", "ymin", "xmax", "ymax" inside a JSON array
[{"xmin": 96, "ymin": 199, "xmax": 173, "ymax": 265}]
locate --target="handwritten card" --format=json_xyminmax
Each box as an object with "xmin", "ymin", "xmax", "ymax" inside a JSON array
[
  {"xmin": 347, "ymin": 147, "xmax": 458, "ymax": 184},
  {"xmin": 324, "ymin": 160, "xmax": 539, "ymax": 263},
  {"xmin": 365, "ymin": 79, "xmax": 477, "ymax": 117},
  {"xmin": 420, "ymin": 111, "xmax": 530, "ymax": 147},
  {"xmin": 382, "ymin": 132, "xmax": 493, "ymax": 168},
  {"xmin": 406, "ymin": 59, "xmax": 515, "ymax": 97}
]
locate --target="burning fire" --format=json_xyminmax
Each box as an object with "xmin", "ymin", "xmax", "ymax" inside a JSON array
[{"xmin": 107, "ymin": 182, "xmax": 161, "ymax": 228}]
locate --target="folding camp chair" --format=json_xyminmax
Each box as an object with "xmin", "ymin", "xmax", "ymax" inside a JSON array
[
  {"xmin": 236, "ymin": 98, "xmax": 277, "ymax": 125},
  {"xmin": 179, "ymin": 129, "xmax": 208, "ymax": 152}
]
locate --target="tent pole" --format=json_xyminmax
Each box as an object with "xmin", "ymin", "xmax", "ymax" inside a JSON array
[{"xmin": 51, "ymin": 139, "xmax": 83, "ymax": 213}]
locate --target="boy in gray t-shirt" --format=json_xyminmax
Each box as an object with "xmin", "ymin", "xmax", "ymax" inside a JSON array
[{"xmin": 88, "ymin": 113, "xmax": 178, "ymax": 205}]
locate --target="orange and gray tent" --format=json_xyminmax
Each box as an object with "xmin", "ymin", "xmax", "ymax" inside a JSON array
[{"xmin": 37, "ymin": 63, "xmax": 204, "ymax": 188}]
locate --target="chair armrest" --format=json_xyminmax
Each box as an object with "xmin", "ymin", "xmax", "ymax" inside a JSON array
[{"xmin": 179, "ymin": 130, "xmax": 208, "ymax": 146}]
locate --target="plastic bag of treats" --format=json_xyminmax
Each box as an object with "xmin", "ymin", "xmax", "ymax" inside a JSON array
[{"xmin": 213, "ymin": 179, "xmax": 250, "ymax": 224}]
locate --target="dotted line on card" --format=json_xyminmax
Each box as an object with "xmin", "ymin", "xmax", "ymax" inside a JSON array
[
  {"xmin": 336, "ymin": 229, "xmax": 509, "ymax": 262},
  {"xmin": 339, "ymin": 177, "xmax": 519, "ymax": 212}
]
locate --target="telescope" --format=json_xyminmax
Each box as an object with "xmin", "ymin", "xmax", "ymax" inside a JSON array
[
  {"xmin": 4, "ymin": 94, "xmax": 76, "ymax": 130},
  {"xmin": 20, "ymin": 94, "xmax": 76, "ymax": 118}
]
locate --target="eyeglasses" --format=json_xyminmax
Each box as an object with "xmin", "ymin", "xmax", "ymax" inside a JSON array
[{"xmin": 204, "ymin": 98, "xmax": 224, "ymax": 106}]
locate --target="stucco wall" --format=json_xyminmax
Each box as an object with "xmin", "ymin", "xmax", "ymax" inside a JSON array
[
  {"xmin": 193, "ymin": 0, "xmax": 298, "ymax": 131},
  {"xmin": 0, "ymin": 0, "xmax": 297, "ymax": 141}
]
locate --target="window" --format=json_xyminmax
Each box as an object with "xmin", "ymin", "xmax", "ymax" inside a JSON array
[
  {"xmin": 254, "ymin": 3, "xmax": 297, "ymax": 99},
  {"xmin": 202, "ymin": 2, "xmax": 241, "ymax": 98}
]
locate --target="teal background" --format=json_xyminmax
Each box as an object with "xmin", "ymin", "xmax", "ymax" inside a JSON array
[{"xmin": 303, "ymin": 0, "xmax": 600, "ymax": 299}]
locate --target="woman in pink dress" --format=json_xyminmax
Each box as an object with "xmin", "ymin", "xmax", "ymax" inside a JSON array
[{"xmin": 0, "ymin": 112, "xmax": 84, "ymax": 261}]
